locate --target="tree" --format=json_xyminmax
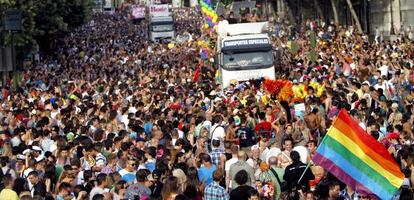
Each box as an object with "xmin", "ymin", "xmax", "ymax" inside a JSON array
[
  {"xmin": 330, "ymin": 0, "xmax": 339, "ymax": 27},
  {"xmin": 313, "ymin": 0, "xmax": 324, "ymax": 21},
  {"xmin": 345, "ymin": 0, "xmax": 363, "ymax": 33},
  {"xmin": 1, "ymin": 0, "xmax": 94, "ymax": 52}
]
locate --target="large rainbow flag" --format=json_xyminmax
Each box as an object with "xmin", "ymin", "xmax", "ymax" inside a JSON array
[{"xmin": 312, "ymin": 109, "xmax": 404, "ymax": 200}]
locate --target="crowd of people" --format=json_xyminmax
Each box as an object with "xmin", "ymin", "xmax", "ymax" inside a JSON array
[{"xmin": 0, "ymin": 5, "xmax": 414, "ymax": 200}]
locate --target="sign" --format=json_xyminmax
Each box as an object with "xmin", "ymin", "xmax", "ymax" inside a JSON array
[
  {"xmin": 223, "ymin": 38, "xmax": 269, "ymax": 47},
  {"xmin": 150, "ymin": 4, "xmax": 169, "ymax": 17},
  {"xmin": 4, "ymin": 10, "xmax": 22, "ymax": 31},
  {"xmin": 132, "ymin": 6, "xmax": 146, "ymax": 19},
  {"xmin": 176, "ymin": 33, "xmax": 192, "ymax": 43},
  {"xmin": 231, "ymin": 1, "xmax": 256, "ymax": 19},
  {"xmin": 294, "ymin": 103, "xmax": 306, "ymax": 118}
]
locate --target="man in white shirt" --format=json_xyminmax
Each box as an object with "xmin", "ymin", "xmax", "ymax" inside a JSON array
[
  {"xmin": 210, "ymin": 115, "xmax": 226, "ymax": 150},
  {"xmin": 225, "ymin": 145, "xmax": 239, "ymax": 191},
  {"xmin": 90, "ymin": 173, "xmax": 108, "ymax": 200}
]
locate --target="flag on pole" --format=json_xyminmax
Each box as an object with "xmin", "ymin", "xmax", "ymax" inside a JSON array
[{"xmin": 312, "ymin": 109, "xmax": 404, "ymax": 200}]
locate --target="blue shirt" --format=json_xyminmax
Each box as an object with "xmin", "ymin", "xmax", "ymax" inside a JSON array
[
  {"xmin": 144, "ymin": 160, "xmax": 156, "ymax": 172},
  {"xmin": 143, "ymin": 122, "xmax": 153, "ymax": 135},
  {"xmin": 119, "ymin": 169, "xmax": 136, "ymax": 183},
  {"xmin": 198, "ymin": 165, "xmax": 217, "ymax": 185}
]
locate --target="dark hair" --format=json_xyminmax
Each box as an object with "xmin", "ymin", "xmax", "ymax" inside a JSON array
[
  {"xmin": 307, "ymin": 140, "xmax": 317, "ymax": 147},
  {"xmin": 199, "ymin": 153, "xmax": 211, "ymax": 163},
  {"xmin": 258, "ymin": 112, "xmax": 266, "ymax": 120},
  {"xmin": 234, "ymin": 170, "xmax": 249, "ymax": 185},
  {"xmin": 212, "ymin": 139, "xmax": 220, "ymax": 147},
  {"xmin": 212, "ymin": 115, "xmax": 222, "ymax": 124},
  {"xmin": 96, "ymin": 173, "xmax": 107, "ymax": 185},
  {"xmin": 175, "ymin": 194, "xmax": 190, "ymax": 200},
  {"xmin": 186, "ymin": 167, "xmax": 200, "ymax": 185},
  {"xmin": 247, "ymin": 188, "xmax": 259, "ymax": 198},
  {"xmin": 161, "ymin": 176, "xmax": 180, "ymax": 200},
  {"xmin": 290, "ymin": 151, "xmax": 301, "ymax": 163},
  {"xmin": 84, "ymin": 170, "xmax": 93, "ymax": 182},
  {"xmin": 28, "ymin": 170, "xmax": 39, "ymax": 177},
  {"xmin": 59, "ymin": 182, "xmax": 71, "ymax": 192},
  {"xmin": 0, "ymin": 156, "xmax": 9, "ymax": 167},
  {"xmin": 92, "ymin": 194, "xmax": 104, "ymax": 200},
  {"xmin": 13, "ymin": 178, "xmax": 28, "ymax": 195},
  {"xmin": 136, "ymin": 169, "xmax": 148, "ymax": 182}
]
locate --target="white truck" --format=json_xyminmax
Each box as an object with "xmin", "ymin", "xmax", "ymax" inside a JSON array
[
  {"xmin": 149, "ymin": 4, "xmax": 175, "ymax": 42},
  {"xmin": 103, "ymin": 0, "xmax": 115, "ymax": 14},
  {"xmin": 216, "ymin": 21, "xmax": 276, "ymax": 88}
]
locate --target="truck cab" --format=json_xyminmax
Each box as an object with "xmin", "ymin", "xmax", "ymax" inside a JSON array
[
  {"xmin": 216, "ymin": 21, "xmax": 275, "ymax": 88},
  {"xmin": 149, "ymin": 4, "xmax": 175, "ymax": 42}
]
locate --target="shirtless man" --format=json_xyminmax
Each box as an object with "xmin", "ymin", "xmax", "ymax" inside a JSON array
[
  {"xmin": 304, "ymin": 108, "xmax": 325, "ymax": 140},
  {"xmin": 277, "ymin": 138, "xmax": 293, "ymax": 169}
]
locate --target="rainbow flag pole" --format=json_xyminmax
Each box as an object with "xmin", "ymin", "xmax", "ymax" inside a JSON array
[{"xmin": 311, "ymin": 109, "xmax": 404, "ymax": 200}]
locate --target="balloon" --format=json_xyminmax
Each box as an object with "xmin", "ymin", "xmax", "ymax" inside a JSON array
[
  {"xmin": 197, "ymin": 40, "xmax": 203, "ymax": 46},
  {"xmin": 203, "ymin": 23, "xmax": 209, "ymax": 29},
  {"xmin": 201, "ymin": 51, "xmax": 207, "ymax": 60},
  {"xmin": 212, "ymin": 18, "xmax": 217, "ymax": 23}
]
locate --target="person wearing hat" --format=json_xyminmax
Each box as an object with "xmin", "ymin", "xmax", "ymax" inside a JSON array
[{"xmin": 31, "ymin": 145, "xmax": 43, "ymax": 162}]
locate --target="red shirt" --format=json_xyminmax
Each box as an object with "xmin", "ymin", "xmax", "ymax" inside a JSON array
[{"xmin": 255, "ymin": 121, "xmax": 272, "ymax": 132}]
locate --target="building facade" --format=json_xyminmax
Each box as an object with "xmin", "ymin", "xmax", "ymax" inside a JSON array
[{"xmin": 370, "ymin": 0, "xmax": 414, "ymax": 36}]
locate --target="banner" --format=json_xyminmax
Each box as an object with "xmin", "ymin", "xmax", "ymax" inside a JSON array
[
  {"xmin": 132, "ymin": 6, "xmax": 146, "ymax": 19},
  {"xmin": 149, "ymin": 4, "xmax": 170, "ymax": 17}
]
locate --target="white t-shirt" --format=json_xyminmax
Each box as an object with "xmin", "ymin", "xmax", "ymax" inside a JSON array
[
  {"xmin": 89, "ymin": 186, "xmax": 105, "ymax": 200},
  {"xmin": 379, "ymin": 65, "xmax": 389, "ymax": 77},
  {"xmin": 210, "ymin": 124, "xmax": 225, "ymax": 140},
  {"xmin": 225, "ymin": 158, "xmax": 238, "ymax": 173}
]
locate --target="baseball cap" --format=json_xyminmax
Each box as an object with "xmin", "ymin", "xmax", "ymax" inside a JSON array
[{"xmin": 362, "ymin": 81, "xmax": 370, "ymax": 86}]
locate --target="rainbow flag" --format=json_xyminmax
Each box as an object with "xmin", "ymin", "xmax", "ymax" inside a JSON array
[{"xmin": 312, "ymin": 109, "xmax": 404, "ymax": 200}]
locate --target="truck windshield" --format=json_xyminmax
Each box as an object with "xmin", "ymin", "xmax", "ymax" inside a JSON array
[
  {"xmin": 222, "ymin": 51, "xmax": 273, "ymax": 70},
  {"xmin": 151, "ymin": 24, "xmax": 173, "ymax": 32}
]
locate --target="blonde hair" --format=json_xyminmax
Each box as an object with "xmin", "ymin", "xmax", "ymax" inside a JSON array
[{"xmin": 2, "ymin": 142, "xmax": 13, "ymax": 158}]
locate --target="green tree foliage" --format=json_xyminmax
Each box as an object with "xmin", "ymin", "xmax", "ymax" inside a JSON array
[{"xmin": 1, "ymin": 0, "xmax": 94, "ymax": 51}]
